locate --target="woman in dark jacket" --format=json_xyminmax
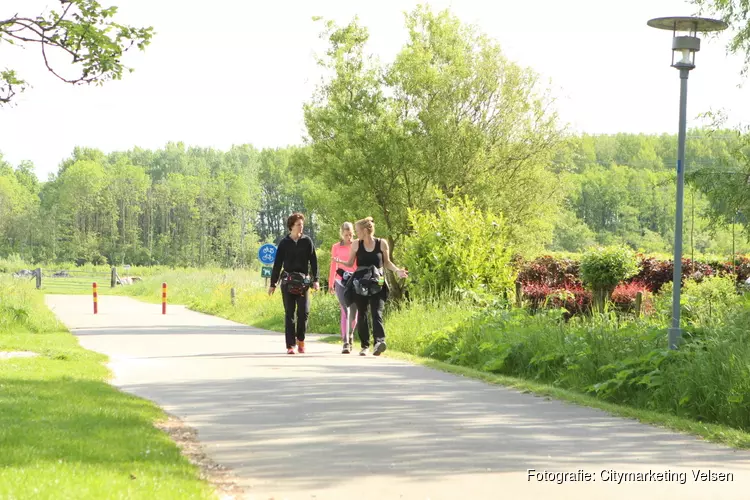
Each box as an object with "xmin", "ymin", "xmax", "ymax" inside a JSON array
[{"xmin": 268, "ymin": 212, "xmax": 320, "ymax": 354}]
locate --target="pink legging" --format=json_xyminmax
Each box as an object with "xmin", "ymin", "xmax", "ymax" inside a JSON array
[{"xmin": 334, "ymin": 281, "xmax": 357, "ymax": 341}]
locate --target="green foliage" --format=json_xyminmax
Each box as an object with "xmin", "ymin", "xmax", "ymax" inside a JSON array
[
  {"xmin": 580, "ymin": 246, "xmax": 639, "ymax": 289},
  {"xmin": 549, "ymin": 208, "xmax": 597, "ymax": 253},
  {"xmin": 653, "ymin": 276, "xmax": 743, "ymax": 329},
  {"xmin": 0, "ymin": 1, "xmax": 154, "ymax": 104},
  {"xmin": 400, "ymin": 193, "xmax": 515, "ymax": 299},
  {"xmin": 693, "ymin": 0, "xmax": 750, "ymax": 76},
  {"xmin": 0, "ymin": 143, "xmax": 272, "ymax": 267},
  {"xmin": 580, "ymin": 246, "xmax": 639, "ymax": 311},
  {"xmin": 551, "ymin": 130, "xmax": 750, "ymax": 256},
  {"xmin": 0, "ymin": 278, "xmax": 63, "ymax": 334},
  {"xmin": 302, "ymin": 6, "xmax": 563, "ymax": 254}
]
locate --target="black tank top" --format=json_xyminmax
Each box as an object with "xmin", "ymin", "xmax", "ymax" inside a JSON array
[{"xmin": 356, "ymin": 238, "xmax": 383, "ymax": 268}]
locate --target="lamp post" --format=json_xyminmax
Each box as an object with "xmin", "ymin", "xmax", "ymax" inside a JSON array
[{"xmin": 647, "ymin": 16, "xmax": 727, "ymax": 350}]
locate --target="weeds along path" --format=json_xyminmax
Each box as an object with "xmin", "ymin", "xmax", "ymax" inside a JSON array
[{"xmin": 45, "ymin": 294, "xmax": 750, "ymax": 500}]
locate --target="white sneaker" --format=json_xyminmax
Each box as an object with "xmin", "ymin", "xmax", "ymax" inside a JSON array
[{"xmin": 359, "ymin": 347, "xmax": 368, "ymax": 356}]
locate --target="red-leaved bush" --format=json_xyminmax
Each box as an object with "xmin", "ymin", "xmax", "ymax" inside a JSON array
[
  {"xmin": 515, "ymin": 253, "xmax": 748, "ymax": 317},
  {"xmin": 611, "ymin": 281, "xmax": 653, "ymax": 314},
  {"xmin": 522, "ymin": 282, "xmax": 592, "ymax": 317},
  {"xmin": 515, "ymin": 255, "xmax": 581, "ymax": 288}
]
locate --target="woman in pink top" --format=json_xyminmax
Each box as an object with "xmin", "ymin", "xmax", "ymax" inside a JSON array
[{"xmin": 329, "ymin": 222, "xmax": 357, "ymax": 353}]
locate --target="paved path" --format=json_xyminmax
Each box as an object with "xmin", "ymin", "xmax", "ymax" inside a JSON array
[{"xmin": 45, "ymin": 294, "xmax": 750, "ymax": 500}]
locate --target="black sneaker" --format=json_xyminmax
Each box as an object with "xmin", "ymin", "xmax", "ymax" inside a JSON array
[
  {"xmin": 373, "ymin": 340, "xmax": 387, "ymax": 356},
  {"xmin": 342, "ymin": 343, "xmax": 351, "ymax": 354}
]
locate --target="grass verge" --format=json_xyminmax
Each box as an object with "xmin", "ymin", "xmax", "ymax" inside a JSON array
[{"xmin": 0, "ymin": 277, "xmax": 215, "ymax": 500}]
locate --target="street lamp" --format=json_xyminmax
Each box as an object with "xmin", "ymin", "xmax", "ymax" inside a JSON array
[{"xmin": 647, "ymin": 16, "xmax": 728, "ymax": 350}]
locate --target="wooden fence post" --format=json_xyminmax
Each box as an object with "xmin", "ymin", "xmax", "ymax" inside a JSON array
[
  {"xmin": 231, "ymin": 287, "xmax": 236, "ymax": 306},
  {"xmin": 111, "ymin": 267, "xmax": 117, "ymax": 288},
  {"xmin": 515, "ymin": 282, "xmax": 523, "ymax": 308},
  {"xmin": 35, "ymin": 268, "xmax": 42, "ymax": 289},
  {"xmin": 635, "ymin": 291, "xmax": 643, "ymax": 319}
]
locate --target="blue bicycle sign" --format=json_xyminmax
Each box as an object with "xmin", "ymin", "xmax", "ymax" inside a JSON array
[{"xmin": 258, "ymin": 244, "xmax": 277, "ymax": 265}]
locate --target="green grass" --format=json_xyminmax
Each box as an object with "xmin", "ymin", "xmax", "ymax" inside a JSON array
[{"xmin": 0, "ymin": 278, "xmax": 215, "ymax": 500}]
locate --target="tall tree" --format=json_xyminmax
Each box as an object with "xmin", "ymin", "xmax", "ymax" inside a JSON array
[{"xmin": 303, "ymin": 6, "xmax": 563, "ymax": 257}]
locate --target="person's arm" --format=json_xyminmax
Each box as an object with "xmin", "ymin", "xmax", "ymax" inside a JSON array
[
  {"xmin": 328, "ymin": 244, "xmax": 337, "ymax": 291},
  {"xmin": 310, "ymin": 239, "xmax": 319, "ymax": 283},
  {"xmin": 381, "ymin": 239, "xmax": 408, "ymax": 278},
  {"xmin": 309, "ymin": 239, "xmax": 320, "ymax": 290},
  {"xmin": 334, "ymin": 240, "xmax": 358, "ymax": 267},
  {"xmin": 269, "ymin": 240, "xmax": 285, "ymax": 292}
]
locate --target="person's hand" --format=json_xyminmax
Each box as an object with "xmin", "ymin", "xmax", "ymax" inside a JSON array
[
  {"xmin": 313, "ymin": 282, "xmax": 320, "ymax": 291},
  {"xmin": 268, "ymin": 286, "xmax": 276, "ymax": 296},
  {"xmin": 397, "ymin": 269, "xmax": 409, "ymax": 279}
]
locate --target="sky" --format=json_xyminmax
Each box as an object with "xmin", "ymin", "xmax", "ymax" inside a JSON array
[{"xmin": 1, "ymin": 0, "xmax": 749, "ymax": 180}]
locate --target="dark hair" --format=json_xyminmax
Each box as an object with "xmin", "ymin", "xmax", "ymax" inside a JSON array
[{"xmin": 287, "ymin": 212, "xmax": 305, "ymax": 231}]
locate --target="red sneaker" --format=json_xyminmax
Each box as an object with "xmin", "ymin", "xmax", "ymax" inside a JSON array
[{"xmin": 297, "ymin": 340, "xmax": 305, "ymax": 354}]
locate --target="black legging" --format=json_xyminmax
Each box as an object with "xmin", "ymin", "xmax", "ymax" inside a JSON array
[
  {"xmin": 282, "ymin": 287, "xmax": 310, "ymax": 348},
  {"xmin": 354, "ymin": 292, "xmax": 385, "ymax": 348}
]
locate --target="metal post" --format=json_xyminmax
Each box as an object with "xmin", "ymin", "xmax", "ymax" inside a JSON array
[
  {"xmin": 162, "ymin": 282, "xmax": 167, "ymax": 315},
  {"xmin": 669, "ymin": 68, "xmax": 690, "ymax": 350},
  {"xmin": 93, "ymin": 282, "xmax": 98, "ymax": 314}
]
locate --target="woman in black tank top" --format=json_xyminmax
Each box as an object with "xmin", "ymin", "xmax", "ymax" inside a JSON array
[
  {"xmin": 333, "ymin": 217, "xmax": 409, "ymax": 356},
  {"xmin": 356, "ymin": 237, "xmax": 384, "ymax": 269}
]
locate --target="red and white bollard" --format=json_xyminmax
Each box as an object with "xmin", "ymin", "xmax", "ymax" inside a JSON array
[
  {"xmin": 93, "ymin": 282, "xmax": 98, "ymax": 314},
  {"xmin": 162, "ymin": 282, "xmax": 167, "ymax": 315}
]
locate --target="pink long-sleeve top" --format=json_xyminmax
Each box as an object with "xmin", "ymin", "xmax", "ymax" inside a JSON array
[{"xmin": 329, "ymin": 241, "xmax": 356, "ymax": 288}]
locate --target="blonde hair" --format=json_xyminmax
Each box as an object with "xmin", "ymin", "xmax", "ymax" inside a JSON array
[
  {"xmin": 340, "ymin": 221, "xmax": 354, "ymax": 240},
  {"xmin": 355, "ymin": 217, "xmax": 375, "ymax": 236}
]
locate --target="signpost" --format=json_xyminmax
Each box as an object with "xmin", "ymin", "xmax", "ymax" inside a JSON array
[{"xmin": 258, "ymin": 244, "xmax": 276, "ymax": 287}]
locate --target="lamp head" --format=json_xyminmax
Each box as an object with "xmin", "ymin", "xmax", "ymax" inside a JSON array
[{"xmin": 647, "ymin": 16, "xmax": 728, "ymax": 70}]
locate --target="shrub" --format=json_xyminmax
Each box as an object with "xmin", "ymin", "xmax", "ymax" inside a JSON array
[
  {"xmin": 611, "ymin": 281, "xmax": 652, "ymax": 315},
  {"xmin": 521, "ymin": 282, "xmax": 592, "ymax": 317},
  {"xmin": 515, "ymin": 255, "xmax": 581, "ymax": 288},
  {"xmin": 401, "ymin": 193, "xmax": 515, "ymax": 300},
  {"xmin": 653, "ymin": 275, "xmax": 742, "ymax": 329},
  {"xmin": 580, "ymin": 246, "xmax": 639, "ymax": 311}
]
